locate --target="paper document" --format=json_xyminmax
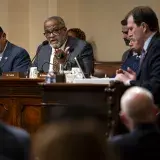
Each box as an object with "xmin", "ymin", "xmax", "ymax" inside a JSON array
[{"xmin": 73, "ymin": 78, "xmax": 116, "ymax": 84}]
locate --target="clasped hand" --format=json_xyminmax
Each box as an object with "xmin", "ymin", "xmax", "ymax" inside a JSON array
[{"xmin": 115, "ymin": 67, "xmax": 136, "ymax": 84}]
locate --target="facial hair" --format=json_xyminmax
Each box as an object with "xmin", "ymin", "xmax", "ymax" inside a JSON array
[{"xmin": 124, "ymin": 38, "xmax": 130, "ymax": 46}]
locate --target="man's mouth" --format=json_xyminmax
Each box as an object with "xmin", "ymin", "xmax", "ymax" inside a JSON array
[{"xmin": 50, "ymin": 39, "xmax": 58, "ymax": 44}]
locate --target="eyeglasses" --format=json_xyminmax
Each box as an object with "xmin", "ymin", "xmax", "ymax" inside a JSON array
[{"xmin": 44, "ymin": 27, "xmax": 65, "ymax": 37}]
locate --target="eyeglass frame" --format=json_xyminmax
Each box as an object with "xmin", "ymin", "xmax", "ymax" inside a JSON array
[{"xmin": 43, "ymin": 26, "xmax": 65, "ymax": 37}]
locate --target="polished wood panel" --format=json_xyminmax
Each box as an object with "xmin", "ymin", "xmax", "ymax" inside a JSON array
[
  {"xmin": 40, "ymin": 82, "xmax": 128, "ymax": 136},
  {"xmin": 0, "ymin": 78, "xmax": 127, "ymax": 135},
  {"xmin": 0, "ymin": 78, "xmax": 44, "ymax": 133}
]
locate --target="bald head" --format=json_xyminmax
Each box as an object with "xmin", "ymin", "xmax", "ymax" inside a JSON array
[{"xmin": 121, "ymin": 87, "xmax": 156, "ymax": 124}]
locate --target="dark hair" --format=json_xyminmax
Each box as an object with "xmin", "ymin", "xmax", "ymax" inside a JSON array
[
  {"xmin": 125, "ymin": 6, "xmax": 159, "ymax": 32},
  {"xmin": 0, "ymin": 27, "xmax": 3, "ymax": 33},
  {"xmin": 67, "ymin": 28, "xmax": 86, "ymax": 40},
  {"xmin": 121, "ymin": 19, "xmax": 127, "ymax": 26}
]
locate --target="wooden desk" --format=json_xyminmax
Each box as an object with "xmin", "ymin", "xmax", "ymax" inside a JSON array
[
  {"xmin": 0, "ymin": 78, "xmax": 44, "ymax": 133},
  {"xmin": 0, "ymin": 79, "xmax": 127, "ymax": 135},
  {"xmin": 40, "ymin": 82, "xmax": 127, "ymax": 136}
]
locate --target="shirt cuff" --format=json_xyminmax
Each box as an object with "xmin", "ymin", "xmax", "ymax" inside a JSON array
[{"xmin": 124, "ymin": 80, "xmax": 131, "ymax": 86}]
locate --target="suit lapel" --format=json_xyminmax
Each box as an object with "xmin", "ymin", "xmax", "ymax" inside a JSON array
[
  {"xmin": 0, "ymin": 41, "xmax": 12, "ymax": 69},
  {"xmin": 41, "ymin": 44, "xmax": 52, "ymax": 72},
  {"xmin": 65, "ymin": 36, "xmax": 79, "ymax": 62},
  {"xmin": 137, "ymin": 32, "xmax": 160, "ymax": 78}
]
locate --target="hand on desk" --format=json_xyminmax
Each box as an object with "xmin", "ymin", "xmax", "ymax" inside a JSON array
[
  {"xmin": 115, "ymin": 67, "xmax": 136, "ymax": 84},
  {"xmin": 55, "ymin": 47, "xmax": 70, "ymax": 64}
]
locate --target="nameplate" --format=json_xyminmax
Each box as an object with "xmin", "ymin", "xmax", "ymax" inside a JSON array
[
  {"xmin": 38, "ymin": 72, "xmax": 47, "ymax": 79},
  {"xmin": 2, "ymin": 72, "xmax": 25, "ymax": 79}
]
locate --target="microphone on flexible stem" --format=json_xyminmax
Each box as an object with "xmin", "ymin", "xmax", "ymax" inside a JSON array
[
  {"xmin": 26, "ymin": 40, "xmax": 49, "ymax": 77},
  {"xmin": 39, "ymin": 61, "xmax": 53, "ymax": 73},
  {"xmin": 74, "ymin": 57, "xmax": 86, "ymax": 78}
]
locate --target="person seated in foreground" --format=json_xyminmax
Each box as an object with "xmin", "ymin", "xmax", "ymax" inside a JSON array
[
  {"xmin": 32, "ymin": 119, "xmax": 117, "ymax": 160},
  {"xmin": 0, "ymin": 121, "xmax": 30, "ymax": 160},
  {"xmin": 108, "ymin": 86, "xmax": 160, "ymax": 160}
]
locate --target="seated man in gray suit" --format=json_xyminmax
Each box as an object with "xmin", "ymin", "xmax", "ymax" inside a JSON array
[
  {"xmin": 0, "ymin": 121, "xmax": 30, "ymax": 160},
  {"xmin": 0, "ymin": 27, "xmax": 31, "ymax": 74},
  {"xmin": 33, "ymin": 16, "xmax": 94, "ymax": 76}
]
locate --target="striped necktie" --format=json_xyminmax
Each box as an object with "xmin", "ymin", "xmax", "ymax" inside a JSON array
[{"xmin": 139, "ymin": 49, "xmax": 146, "ymax": 66}]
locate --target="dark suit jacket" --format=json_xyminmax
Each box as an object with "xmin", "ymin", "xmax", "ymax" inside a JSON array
[
  {"xmin": 121, "ymin": 49, "xmax": 130, "ymax": 62},
  {"xmin": 0, "ymin": 122, "xmax": 30, "ymax": 160},
  {"xmin": 130, "ymin": 33, "xmax": 160, "ymax": 106},
  {"xmin": 33, "ymin": 36, "xmax": 94, "ymax": 75},
  {"xmin": 0, "ymin": 41, "xmax": 31, "ymax": 73},
  {"xmin": 121, "ymin": 49, "xmax": 140, "ymax": 74},
  {"xmin": 108, "ymin": 123, "xmax": 160, "ymax": 160}
]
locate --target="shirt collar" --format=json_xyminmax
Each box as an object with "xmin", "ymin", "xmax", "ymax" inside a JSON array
[
  {"xmin": 143, "ymin": 32, "xmax": 156, "ymax": 52},
  {"xmin": 0, "ymin": 41, "xmax": 8, "ymax": 55}
]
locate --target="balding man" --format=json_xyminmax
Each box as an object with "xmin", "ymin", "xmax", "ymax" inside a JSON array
[
  {"xmin": 33, "ymin": 16, "xmax": 94, "ymax": 76},
  {"xmin": 108, "ymin": 86, "xmax": 160, "ymax": 160}
]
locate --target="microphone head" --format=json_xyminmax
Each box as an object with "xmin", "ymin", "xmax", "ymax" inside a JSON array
[{"xmin": 42, "ymin": 40, "xmax": 49, "ymax": 45}]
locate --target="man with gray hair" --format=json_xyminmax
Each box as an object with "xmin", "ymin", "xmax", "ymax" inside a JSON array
[
  {"xmin": 108, "ymin": 86, "xmax": 160, "ymax": 160},
  {"xmin": 33, "ymin": 16, "xmax": 94, "ymax": 76}
]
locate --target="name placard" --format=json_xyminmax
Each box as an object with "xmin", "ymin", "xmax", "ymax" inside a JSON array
[{"xmin": 2, "ymin": 72, "xmax": 25, "ymax": 79}]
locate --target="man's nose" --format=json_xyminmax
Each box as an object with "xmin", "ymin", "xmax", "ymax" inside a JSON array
[
  {"xmin": 128, "ymin": 30, "xmax": 133, "ymax": 38},
  {"xmin": 49, "ymin": 32, "xmax": 56, "ymax": 38}
]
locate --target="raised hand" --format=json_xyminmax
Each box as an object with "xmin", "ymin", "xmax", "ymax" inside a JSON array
[{"xmin": 55, "ymin": 47, "xmax": 70, "ymax": 64}]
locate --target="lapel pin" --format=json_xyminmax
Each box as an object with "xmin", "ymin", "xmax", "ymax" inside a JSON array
[{"xmin": 4, "ymin": 57, "xmax": 8, "ymax": 60}]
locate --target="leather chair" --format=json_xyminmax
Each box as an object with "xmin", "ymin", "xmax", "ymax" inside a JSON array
[{"xmin": 93, "ymin": 61, "xmax": 122, "ymax": 78}]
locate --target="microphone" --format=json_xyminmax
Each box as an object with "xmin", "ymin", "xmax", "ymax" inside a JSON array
[
  {"xmin": 40, "ymin": 61, "xmax": 53, "ymax": 73},
  {"xmin": 32, "ymin": 40, "xmax": 48, "ymax": 64},
  {"xmin": 26, "ymin": 40, "xmax": 48, "ymax": 77}
]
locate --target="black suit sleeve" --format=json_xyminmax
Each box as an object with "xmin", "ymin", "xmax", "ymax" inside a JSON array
[
  {"xmin": 64, "ymin": 42, "xmax": 94, "ymax": 75},
  {"xmin": 80, "ymin": 43, "xmax": 94, "ymax": 75},
  {"xmin": 130, "ymin": 45, "xmax": 160, "ymax": 104},
  {"xmin": 12, "ymin": 49, "xmax": 31, "ymax": 72}
]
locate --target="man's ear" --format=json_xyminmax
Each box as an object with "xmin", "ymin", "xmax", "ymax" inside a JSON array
[
  {"xmin": 1, "ymin": 32, "xmax": 6, "ymax": 39},
  {"xmin": 119, "ymin": 111, "xmax": 129, "ymax": 126},
  {"xmin": 141, "ymin": 22, "xmax": 148, "ymax": 33},
  {"xmin": 152, "ymin": 104, "xmax": 159, "ymax": 116}
]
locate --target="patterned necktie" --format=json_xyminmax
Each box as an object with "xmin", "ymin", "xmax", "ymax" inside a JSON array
[
  {"xmin": 53, "ymin": 56, "xmax": 59, "ymax": 73},
  {"xmin": 139, "ymin": 49, "xmax": 146, "ymax": 66}
]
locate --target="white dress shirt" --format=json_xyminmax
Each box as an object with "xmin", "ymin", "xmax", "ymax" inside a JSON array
[{"xmin": 0, "ymin": 42, "xmax": 8, "ymax": 61}]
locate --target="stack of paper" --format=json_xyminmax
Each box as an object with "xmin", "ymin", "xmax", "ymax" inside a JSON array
[{"xmin": 73, "ymin": 78, "xmax": 115, "ymax": 84}]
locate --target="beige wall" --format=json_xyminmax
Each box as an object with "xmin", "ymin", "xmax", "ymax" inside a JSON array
[{"xmin": 0, "ymin": 0, "xmax": 160, "ymax": 61}]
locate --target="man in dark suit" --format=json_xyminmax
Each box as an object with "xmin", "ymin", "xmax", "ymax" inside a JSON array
[
  {"xmin": 121, "ymin": 19, "xmax": 140, "ymax": 74},
  {"xmin": 0, "ymin": 121, "xmax": 30, "ymax": 160},
  {"xmin": 0, "ymin": 27, "xmax": 31, "ymax": 74},
  {"xmin": 108, "ymin": 86, "xmax": 160, "ymax": 160},
  {"xmin": 115, "ymin": 6, "xmax": 160, "ymax": 106},
  {"xmin": 33, "ymin": 16, "xmax": 94, "ymax": 76},
  {"xmin": 121, "ymin": 19, "xmax": 130, "ymax": 62}
]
